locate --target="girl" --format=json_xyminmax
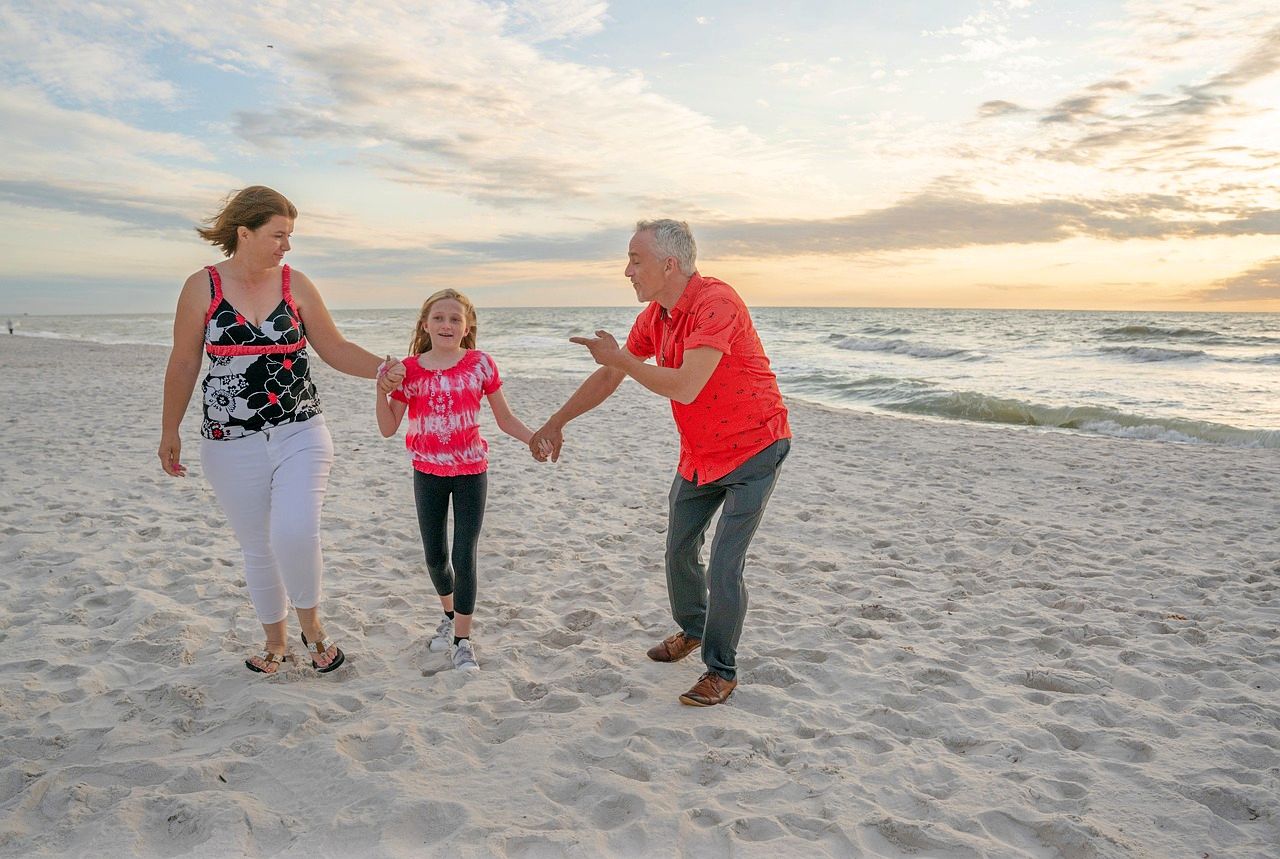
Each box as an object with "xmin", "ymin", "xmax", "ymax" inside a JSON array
[
  {"xmin": 376, "ymin": 289, "xmax": 540, "ymax": 672},
  {"xmin": 160, "ymin": 185, "xmax": 404, "ymax": 675}
]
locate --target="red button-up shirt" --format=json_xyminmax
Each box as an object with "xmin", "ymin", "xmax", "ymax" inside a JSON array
[{"xmin": 626, "ymin": 273, "xmax": 791, "ymax": 485}]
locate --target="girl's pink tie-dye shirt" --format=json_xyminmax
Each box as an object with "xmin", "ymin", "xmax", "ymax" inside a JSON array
[{"xmin": 390, "ymin": 350, "xmax": 501, "ymax": 476}]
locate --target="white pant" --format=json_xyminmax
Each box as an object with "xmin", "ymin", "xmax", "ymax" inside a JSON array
[{"xmin": 200, "ymin": 417, "xmax": 335, "ymax": 624}]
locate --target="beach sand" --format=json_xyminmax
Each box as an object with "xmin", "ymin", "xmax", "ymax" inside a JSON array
[{"xmin": 1, "ymin": 333, "xmax": 1277, "ymax": 858}]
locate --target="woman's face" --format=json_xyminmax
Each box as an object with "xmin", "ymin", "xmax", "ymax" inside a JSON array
[{"xmin": 240, "ymin": 214, "xmax": 293, "ymax": 265}]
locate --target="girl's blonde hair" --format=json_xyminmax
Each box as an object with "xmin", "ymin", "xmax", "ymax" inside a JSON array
[
  {"xmin": 410, "ymin": 289, "xmax": 478, "ymax": 355},
  {"xmin": 196, "ymin": 186, "xmax": 297, "ymax": 257}
]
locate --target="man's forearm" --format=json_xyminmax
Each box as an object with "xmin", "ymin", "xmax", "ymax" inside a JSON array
[
  {"xmin": 614, "ymin": 353, "xmax": 691, "ymax": 402},
  {"xmin": 549, "ymin": 366, "xmax": 626, "ymax": 427}
]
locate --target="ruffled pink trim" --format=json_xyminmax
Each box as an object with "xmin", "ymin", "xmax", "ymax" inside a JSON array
[
  {"xmin": 281, "ymin": 265, "xmax": 300, "ymax": 317},
  {"xmin": 204, "ymin": 265, "xmax": 296, "ymax": 325},
  {"xmin": 204, "ymin": 264, "xmax": 306, "ymax": 355},
  {"xmin": 204, "ymin": 265, "xmax": 223, "ymax": 327},
  {"xmin": 411, "ymin": 459, "xmax": 489, "ymax": 477},
  {"xmin": 206, "ymin": 339, "xmax": 308, "ymax": 357}
]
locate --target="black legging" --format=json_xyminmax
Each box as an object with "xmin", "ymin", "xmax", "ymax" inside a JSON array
[{"xmin": 413, "ymin": 470, "xmax": 488, "ymax": 615}]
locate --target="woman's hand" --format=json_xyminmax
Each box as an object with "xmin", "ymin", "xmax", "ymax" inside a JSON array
[
  {"xmin": 159, "ymin": 271, "xmax": 209, "ymax": 478},
  {"xmin": 377, "ymin": 356, "xmax": 405, "ymax": 395},
  {"xmin": 159, "ymin": 431, "xmax": 187, "ymax": 476}
]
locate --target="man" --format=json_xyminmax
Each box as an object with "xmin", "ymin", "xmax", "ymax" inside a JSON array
[{"xmin": 530, "ymin": 219, "xmax": 791, "ymax": 707}]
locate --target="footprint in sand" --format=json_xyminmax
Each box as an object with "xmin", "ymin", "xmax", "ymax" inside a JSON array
[
  {"xmin": 512, "ymin": 680, "xmax": 549, "ymax": 702},
  {"xmin": 336, "ymin": 727, "xmax": 406, "ymax": 769},
  {"xmin": 542, "ymin": 629, "xmax": 584, "ymax": 649},
  {"xmin": 858, "ymin": 603, "xmax": 905, "ymax": 622},
  {"xmin": 562, "ymin": 607, "xmax": 601, "ymax": 631},
  {"xmin": 1020, "ymin": 668, "xmax": 1109, "ymax": 695},
  {"xmin": 587, "ymin": 792, "xmax": 646, "ymax": 829},
  {"xmin": 572, "ymin": 670, "xmax": 624, "ymax": 697},
  {"xmin": 1178, "ymin": 784, "xmax": 1263, "ymax": 822},
  {"xmin": 382, "ymin": 799, "xmax": 468, "ymax": 848},
  {"xmin": 867, "ymin": 817, "xmax": 979, "ymax": 857}
]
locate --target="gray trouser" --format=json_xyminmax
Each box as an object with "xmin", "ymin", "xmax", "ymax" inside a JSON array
[{"xmin": 665, "ymin": 438, "xmax": 790, "ymax": 681}]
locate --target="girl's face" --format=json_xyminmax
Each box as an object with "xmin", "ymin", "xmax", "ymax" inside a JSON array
[{"xmin": 423, "ymin": 298, "xmax": 469, "ymax": 349}]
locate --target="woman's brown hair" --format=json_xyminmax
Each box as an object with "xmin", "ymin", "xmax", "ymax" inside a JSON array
[
  {"xmin": 196, "ymin": 186, "xmax": 298, "ymax": 257},
  {"xmin": 410, "ymin": 289, "xmax": 478, "ymax": 355}
]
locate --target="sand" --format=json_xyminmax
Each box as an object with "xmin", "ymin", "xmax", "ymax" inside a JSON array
[{"xmin": 0, "ymin": 333, "xmax": 1277, "ymax": 858}]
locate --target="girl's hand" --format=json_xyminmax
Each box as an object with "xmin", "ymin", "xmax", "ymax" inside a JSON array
[
  {"xmin": 530, "ymin": 422, "xmax": 564, "ymax": 462},
  {"xmin": 377, "ymin": 356, "xmax": 405, "ymax": 395}
]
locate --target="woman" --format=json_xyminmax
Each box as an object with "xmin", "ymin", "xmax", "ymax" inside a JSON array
[{"xmin": 159, "ymin": 185, "xmax": 402, "ymax": 675}]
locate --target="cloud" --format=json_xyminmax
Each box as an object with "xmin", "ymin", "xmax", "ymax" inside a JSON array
[
  {"xmin": 436, "ymin": 190, "xmax": 1280, "ymax": 263},
  {"xmin": 949, "ymin": 7, "xmax": 1280, "ymax": 223},
  {"xmin": 186, "ymin": 3, "xmax": 795, "ymax": 211},
  {"xmin": 0, "ymin": 179, "xmax": 192, "ymax": 233},
  {"xmin": 504, "ymin": 0, "xmax": 609, "ymax": 42},
  {"xmin": 289, "ymin": 238, "xmax": 463, "ymax": 279},
  {"xmin": 709, "ymin": 193, "xmax": 1280, "ymax": 254},
  {"xmin": 439, "ymin": 231, "xmax": 621, "ymax": 265},
  {"xmin": 1218, "ymin": 23, "xmax": 1280, "ymax": 85},
  {"xmin": 0, "ymin": 86, "xmax": 211, "ymax": 163},
  {"xmin": 1196, "ymin": 257, "xmax": 1280, "ymax": 301},
  {"xmin": 1028, "ymin": 14, "xmax": 1280, "ymax": 170},
  {"xmin": 924, "ymin": 2, "xmax": 1047, "ymax": 67},
  {"xmin": 382, "ymin": 153, "xmax": 604, "ymax": 206},
  {"xmin": 0, "ymin": 2, "xmax": 811, "ymax": 237},
  {"xmin": 0, "ymin": 1, "xmax": 798, "ymax": 222},
  {"xmin": 235, "ymin": 108, "xmax": 368, "ymax": 147},
  {"xmin": 0, "ymin": 3, "xmax": 177, "ymax": 105},
  {"xmin": 1039, "ymin": 95, "xmax": 1111, "ymax": 124},
  {"xmin": 0, "ymin": 87, "xmax": 232, "ymax": 229},
  {"xmin": 3, "ymin": 1, "xmax": 1280, "ymax": 311},
  {"xmin": 1086, "ymin": 80, "xmax": 1132, "ymax": 94},
  {"xmin": 287, "ymin": 45, "xmax": 472, "ymax": 109},
  {"xmin": 977, "ymin": 100, "xmax": 1027, "ymax": 117}
]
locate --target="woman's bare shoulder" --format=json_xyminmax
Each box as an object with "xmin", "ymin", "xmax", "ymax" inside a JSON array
[{"xmin": 185, "ymin": 267, "xmax": 212, "ymax": 285}]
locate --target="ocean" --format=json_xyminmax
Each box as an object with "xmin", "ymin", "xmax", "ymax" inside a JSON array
[{"xmin": 8, "ymin": 307, "xmax": 1278, "ymax": 448}]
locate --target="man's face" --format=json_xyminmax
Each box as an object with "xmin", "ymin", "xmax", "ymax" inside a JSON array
[{"xmin": 624, "ymin": 230, "xmax": 670, "ymax": 304}]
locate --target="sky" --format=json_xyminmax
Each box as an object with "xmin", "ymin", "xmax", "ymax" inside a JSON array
[{"xmin": 1, "ymin": 0, "xmax": 1278, "ymax": 313}]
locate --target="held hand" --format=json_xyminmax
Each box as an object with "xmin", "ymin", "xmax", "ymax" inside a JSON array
[
  {"xmin": 568, "ymin": 330, "xmax": 624, "ymax": 368},
  {"xmin": 158, "ymin": 432, "xmax": 186, "ymax": 477},
  {"xmin": 377, "ymin": 356, "xmax": 405, "ymax": 395},
  {"xmin": 529, "ymin": 422, "xmax": 564, "ymax": 463}
]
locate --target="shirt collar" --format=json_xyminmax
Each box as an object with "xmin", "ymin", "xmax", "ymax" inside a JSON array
[{"xmin": 664, "ymin": 272, "xmax": 703, "ymax": 319}]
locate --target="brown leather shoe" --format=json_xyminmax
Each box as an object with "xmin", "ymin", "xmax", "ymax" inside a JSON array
[
  {"xmin": 679, "ymin": 671, "xmax": 737, "ymax": 706},
  {"xmin": 647, "ymin": 631, "xmax": 702, "ymax": 663}
]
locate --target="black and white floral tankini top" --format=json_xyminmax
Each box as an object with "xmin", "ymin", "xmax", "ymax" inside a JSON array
[{"xmin": 201, "ymin": 264, "xmax": 321, "ymax": 440}]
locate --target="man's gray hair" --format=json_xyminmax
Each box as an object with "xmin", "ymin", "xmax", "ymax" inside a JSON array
[{"xmin": 636, "ymin": 219, "xmax": 697, "ymax": 275}]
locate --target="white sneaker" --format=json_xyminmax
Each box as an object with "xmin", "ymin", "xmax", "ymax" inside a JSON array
[
  {"xmin": 450, "ymin": 638, "xmax": 479, "ymax": 672},
  {"xmin": 429, "ymin": 615, "xmax": 453, "ymax": 653}
]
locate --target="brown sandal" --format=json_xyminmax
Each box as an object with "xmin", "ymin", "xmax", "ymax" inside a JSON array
[
  {"xmin": 245, "ymin": 649, "xmax": 293, "ymax": 674},
  {"xmin": 301, "ymin": 632, "xmax": 346, "ymax": 673}
]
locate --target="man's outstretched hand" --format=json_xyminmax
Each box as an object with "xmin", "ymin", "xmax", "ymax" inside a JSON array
[{"xmin": 569, "ymin": 330, "xmax": 625, "ymax": 368}]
